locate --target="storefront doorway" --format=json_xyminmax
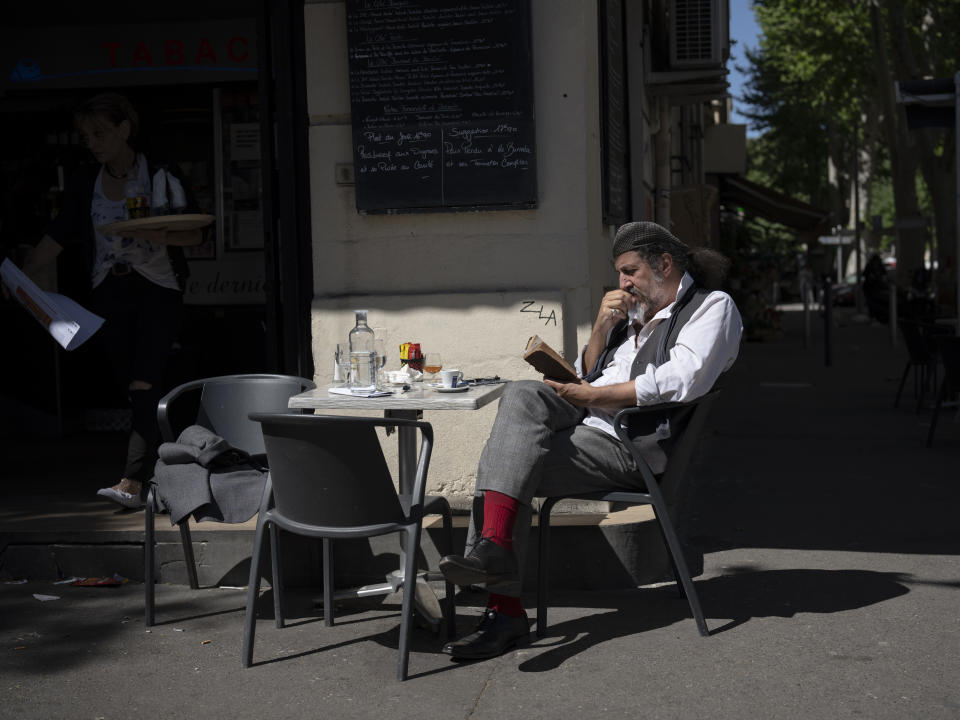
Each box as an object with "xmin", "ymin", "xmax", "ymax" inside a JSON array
[{"xmin": 0, "ymin": 1, "xmax": 312, "ymax": 438}]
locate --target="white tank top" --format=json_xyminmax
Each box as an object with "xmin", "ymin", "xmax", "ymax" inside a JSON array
[{"xmin": 89, "ymin": 155, "xmax": 180, "ymax": 291}]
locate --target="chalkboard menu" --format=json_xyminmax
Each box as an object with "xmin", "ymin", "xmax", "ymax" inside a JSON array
[
  {"xmin": 346, "ymin": 0, "xmax": 537, "ymax": 213},
  {"xmin": 600, "ymin": 0, "xmax": 630, "ymax": 224}
]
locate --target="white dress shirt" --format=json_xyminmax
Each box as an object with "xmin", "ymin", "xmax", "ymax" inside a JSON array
[{"xmin": 574, "ymin": 272, "xmax": 743, "ymax": 440}]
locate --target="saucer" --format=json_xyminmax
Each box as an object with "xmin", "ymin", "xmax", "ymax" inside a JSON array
[{"xmin": 430, "ymin": 384, "xmax": 470, "ymax": 393}]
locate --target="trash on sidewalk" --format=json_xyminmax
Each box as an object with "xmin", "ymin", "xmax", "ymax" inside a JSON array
[
  {"xmin": 32, "ymin": 594, "xmax": 59, "ymax": 602},
  {"xmin": 69, "ymin": 574, "xmax": 129, "ymax": 587}
]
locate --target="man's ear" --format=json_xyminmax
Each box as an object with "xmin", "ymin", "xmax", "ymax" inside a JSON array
[{"xmin": 658, "ymin": 252, "xmax": 675, "ymax": 277}]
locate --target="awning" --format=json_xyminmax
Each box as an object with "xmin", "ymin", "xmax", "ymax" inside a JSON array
[{"xmin": 718, "ymin": 175, "xmax": 831, "ymax": 231}]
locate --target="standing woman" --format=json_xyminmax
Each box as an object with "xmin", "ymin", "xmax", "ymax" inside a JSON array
[{"xmin": 23, "ymin": 93, "xmax": 204, "ymax": 507}]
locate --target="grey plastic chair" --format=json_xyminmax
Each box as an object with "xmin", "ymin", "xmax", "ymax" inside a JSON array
[
  {"xmin": 895, "ymin": 320, "xmax": 943, "ymax": 411},
  {"xmin": 145, "ymin": 374, "xmax": 316, "ymax": 627},
  {"xmin": 242, "ymin": 413, "xmax": 446, "ymax": 681},
  {"xmin": 536, "ymin": 390, "xmax": 720, "ymax": 638},
  {"xmin": 926, "ymin": 336, "xmax": 960, "ymax": 447}
]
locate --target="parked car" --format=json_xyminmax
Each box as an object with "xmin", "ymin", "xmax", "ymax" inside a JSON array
[{"xmin": 832, "ymin": 273, "xmax": 859, "ymax": 306}]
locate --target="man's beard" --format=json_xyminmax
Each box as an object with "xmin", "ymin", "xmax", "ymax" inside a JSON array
[{"xmin": 630, "ymin": 279, "xmax": 668, "ymax": 325}]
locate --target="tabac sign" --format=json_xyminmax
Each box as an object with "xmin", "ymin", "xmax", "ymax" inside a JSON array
[{"xmin": 2, "ymin": 20, "xmax": 257, "ymax": 89}]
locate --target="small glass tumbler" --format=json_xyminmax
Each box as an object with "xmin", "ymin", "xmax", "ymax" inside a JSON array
[
  {"xmin": 423, "ymin": 353, "xmax": 443, "ymax": 383},
  {"xmin": 334, "ymin": 343, "xmax": 350, "ymax": 385}
]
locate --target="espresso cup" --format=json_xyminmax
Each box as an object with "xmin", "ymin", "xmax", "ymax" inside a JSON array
[{"xmin": 440, "ymin": 368, "xmax": 463, "ymax": 388}]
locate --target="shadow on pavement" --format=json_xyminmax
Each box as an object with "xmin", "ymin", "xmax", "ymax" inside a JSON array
[
  {"xmin": 519, "ymin": 567, "xmax": 911, "ymax": 672},
  {"xmin": 684, "ymin": 310, "xmax": 960, "ymax": 558}
]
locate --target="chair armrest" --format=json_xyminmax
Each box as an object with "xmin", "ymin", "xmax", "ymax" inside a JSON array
[
  {"xmin": 156, "ymin": 378, "xmax": 209, "ymax": 442},
  {"xmin": 612, "ymin": 389, "xmax": 717, "ymax": 426},
  {"xmin": 611, "ymin": 390, "xmax": 720, "ymax": 490}
]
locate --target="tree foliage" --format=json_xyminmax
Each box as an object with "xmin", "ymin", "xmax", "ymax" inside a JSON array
[{"xmin": 739, "ymin": 0, "xmax": 958, "ymax": 302}]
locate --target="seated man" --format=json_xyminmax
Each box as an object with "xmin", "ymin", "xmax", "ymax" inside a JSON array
[{"xmin": 439, "ymin": 221, "xmax": 743, "ymax": 660}]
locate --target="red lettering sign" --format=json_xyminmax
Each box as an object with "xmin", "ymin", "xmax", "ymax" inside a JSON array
[
  {"xmin": 195, "ymin": 38, "xmax": 217, "ymax": 64},
  {"xmin": 99, "ymin": 37, "xmax": 251, "ymax": 68},
  {"xmin": 227, "ymin": 36, "xmax": 248, "ymax": 62},
  {"xmin": 165, "ymin": 39, "xmax": 185, "ymax": 65},
  {"xmin": 132, "ymin": 41, "xmax": 153, "ymax": 66},
  {"xmin": 102, "ymin": 41, "xmax": 121, "ymax": 67}
]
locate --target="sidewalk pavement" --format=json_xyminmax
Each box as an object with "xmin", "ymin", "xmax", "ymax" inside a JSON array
[{"xmin": 1, "ymin": 306, "xmax": 959, "ymax": 719}]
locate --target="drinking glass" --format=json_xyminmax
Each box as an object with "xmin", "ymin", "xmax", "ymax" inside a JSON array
[
  {"xmin": 374, "ymin": 339, "xmax": 387, "ymax": 389},
  {"xmin": 334, "ymin": 343, "xmax": 350, "ymax": 385},
  {"xmin": 423, "ymin": 353, "xmax": 443, "ymax": 383},
  {"xmin": 123, "ymin": 177, "xmax": 151, "ymax": 220}
]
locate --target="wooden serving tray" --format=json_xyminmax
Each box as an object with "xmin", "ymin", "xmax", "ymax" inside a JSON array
[{"xmin": 98, "ymin": 214, "xmax": 214, "ymax": 235}]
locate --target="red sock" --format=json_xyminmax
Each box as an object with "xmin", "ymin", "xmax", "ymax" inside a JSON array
[
  {"xmin": 481, "ymin": 490, "xmax": 520, "ymax": 550},
  {"xmin": 487, "ymin": 592, "xmax": 525, "ymax": 617}
]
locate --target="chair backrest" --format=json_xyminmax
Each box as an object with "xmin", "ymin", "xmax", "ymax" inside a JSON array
[
  {"xmin": 898, "ymin": 320, "xmax": 937, "ymax": 364},
  {"xmin": 250, "ymin": 413, "xmax": 407, "ymax": 528},
  {"xmin": 615, "ymin": 390, "xmax": 719, "ymax": 494},
  {"xmin": 196, "ymin": 375, "xmax": 315, "ymax": 455},
  {"xmin": 657, "ymin": 391, "xmax": 719, "ymax": 492},
  {"xmin": 935, "ymin": 336, "xmax": 960, "ymax": 389}
]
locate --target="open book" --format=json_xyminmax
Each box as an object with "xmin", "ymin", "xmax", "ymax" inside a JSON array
[{"xmin": 523, "ymin": 335, "xmax": 580, "ymax": 382}]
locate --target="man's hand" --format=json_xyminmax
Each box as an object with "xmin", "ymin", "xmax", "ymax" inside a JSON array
[
  {"xmin": 595, "ymin": 288, "xmax": 638, "ymax": 330},
  {"xmin": 543, "ymin": 378, "xmax": 637, "ymax": 409},
  {"xmin": 543, "ymin": 377, "xmax": 593, "ymax": 406},
  {"xmin": 582, "ymin": 289, "xmax": 639, "ymax": 373}
]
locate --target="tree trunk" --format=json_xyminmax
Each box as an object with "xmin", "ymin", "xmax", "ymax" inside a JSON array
[
  {"xmin": 922, "ymin": 143, "xmax": 958, "ymax": 309},
  {"xmin": 869, "ymin": 1, "xmax": 925, "ymax": 290},
  {"xmin": 860, "ymin": 104, "xmax": 882, "ymax": 253},
  {"xmin": 826, "ymin": 120, "xmax": 846, "ymax": 227},
  {"xmin": 884, "ymin": 0, "xmax": 957, "ymax": 311}
]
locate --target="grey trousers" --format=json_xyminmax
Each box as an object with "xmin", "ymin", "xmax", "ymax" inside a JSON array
[{"xmin": 465, "ymin": 380, "xmax": 643, "ymax": 597}]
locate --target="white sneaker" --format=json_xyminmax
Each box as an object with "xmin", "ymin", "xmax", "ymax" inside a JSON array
[{"xmin": 97, "ymin": 483, "xmax": 144, "ymax": 509}]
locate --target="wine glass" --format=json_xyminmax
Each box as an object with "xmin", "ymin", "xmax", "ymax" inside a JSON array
[
  {"xmin": 423, "ymin": 353, "xmax": 443, "ymax": 383},
  {"xmin": 374, "ymin": 339, "xmax": 387, "ymax": 389}
]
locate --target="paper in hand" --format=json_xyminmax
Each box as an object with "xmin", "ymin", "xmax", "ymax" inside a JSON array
[{"xmin": 1, "ymin": 258, "xmax": 104, "ymax": 350}]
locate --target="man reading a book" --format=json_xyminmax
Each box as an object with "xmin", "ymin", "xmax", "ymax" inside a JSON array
[{"xmin": 439, "ymin": 221, "xmax": 743, "ymax": 660}]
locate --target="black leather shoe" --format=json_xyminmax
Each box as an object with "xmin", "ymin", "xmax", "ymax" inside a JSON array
[
  {"xmin": 442, "ymin": 609, "xmax": 530, "ymax": 660},
  {"xmin": 439, "ymin": 537, "xmax": 518, "ymax": 587}
]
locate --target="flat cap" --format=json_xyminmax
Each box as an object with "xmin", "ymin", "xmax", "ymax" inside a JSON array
[{"xmin": 612, "ymin": 221, "xmax": 688, "ymax": 259}]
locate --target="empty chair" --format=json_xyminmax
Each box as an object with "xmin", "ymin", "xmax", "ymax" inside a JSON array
[
  {"xmin": 242, "ymin": 413, "xmax": 448, "ymax": 681},
  {"xmin": 926, "ymin": 335, "xmax": 960, "ymax": 448},
  {"xmin": 536, "ymin": 391, "xmax": 719, "ymax": 638},
  {"xmin": 895, "ymin": 320, "xmax": 942, "ymax": 411},
  {"xmin": 145, "ymin": 374, "xmax": 316, "ymax": 626}
]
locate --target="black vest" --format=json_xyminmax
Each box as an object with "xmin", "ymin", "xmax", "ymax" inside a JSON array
[
  {"xmin": 584, "ymin": 286, "xmax": 712, "ymax": 382},
  {"xmin": 585, "ymin": 286, "xmax": 712, "ymax": 475}
]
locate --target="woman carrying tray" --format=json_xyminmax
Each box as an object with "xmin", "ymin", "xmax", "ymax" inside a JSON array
[{"xmin": 22, "ymin": 92, "xmax": 207, "ymax": 508}]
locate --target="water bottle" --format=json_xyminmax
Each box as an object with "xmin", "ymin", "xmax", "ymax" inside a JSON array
[
  {"xmin": 123, "ymin": 177, "xmax": 150, "ymax": 219},
  {"xmin": 348, "ymin": 310, "xmax": 377, "ymax": 390}
]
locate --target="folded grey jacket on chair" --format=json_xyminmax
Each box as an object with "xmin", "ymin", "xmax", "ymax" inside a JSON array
[{"xmin": 153, "ymin": 425, "xmax": 268, "ymax": 526}]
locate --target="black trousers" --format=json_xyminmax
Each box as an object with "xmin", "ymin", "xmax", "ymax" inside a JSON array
[{"xmin": 92, "ymin": 272, "xmax": 182, "ymax": 482}]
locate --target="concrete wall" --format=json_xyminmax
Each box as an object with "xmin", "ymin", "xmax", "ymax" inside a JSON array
[{"xmin": 303, "ymin": 0, "xmax": 615, "ymax": 500}]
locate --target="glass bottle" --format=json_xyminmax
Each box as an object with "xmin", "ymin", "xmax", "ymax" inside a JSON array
[
  {"xmin": 348, "ymin": 310, "xmax": 377, "ymax": 390},
  {"xmin": 123, "ymin": 176, "xmax": 150, "ymax": 220}
]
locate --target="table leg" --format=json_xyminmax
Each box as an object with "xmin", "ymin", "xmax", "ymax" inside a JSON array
[
  {"xmin": 386, "ymin": 409, "xmax": 444, "ymax": 632},
  {"xmin": 390, "ymin": 410, "xmax": 419, "ymax": 494}
]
